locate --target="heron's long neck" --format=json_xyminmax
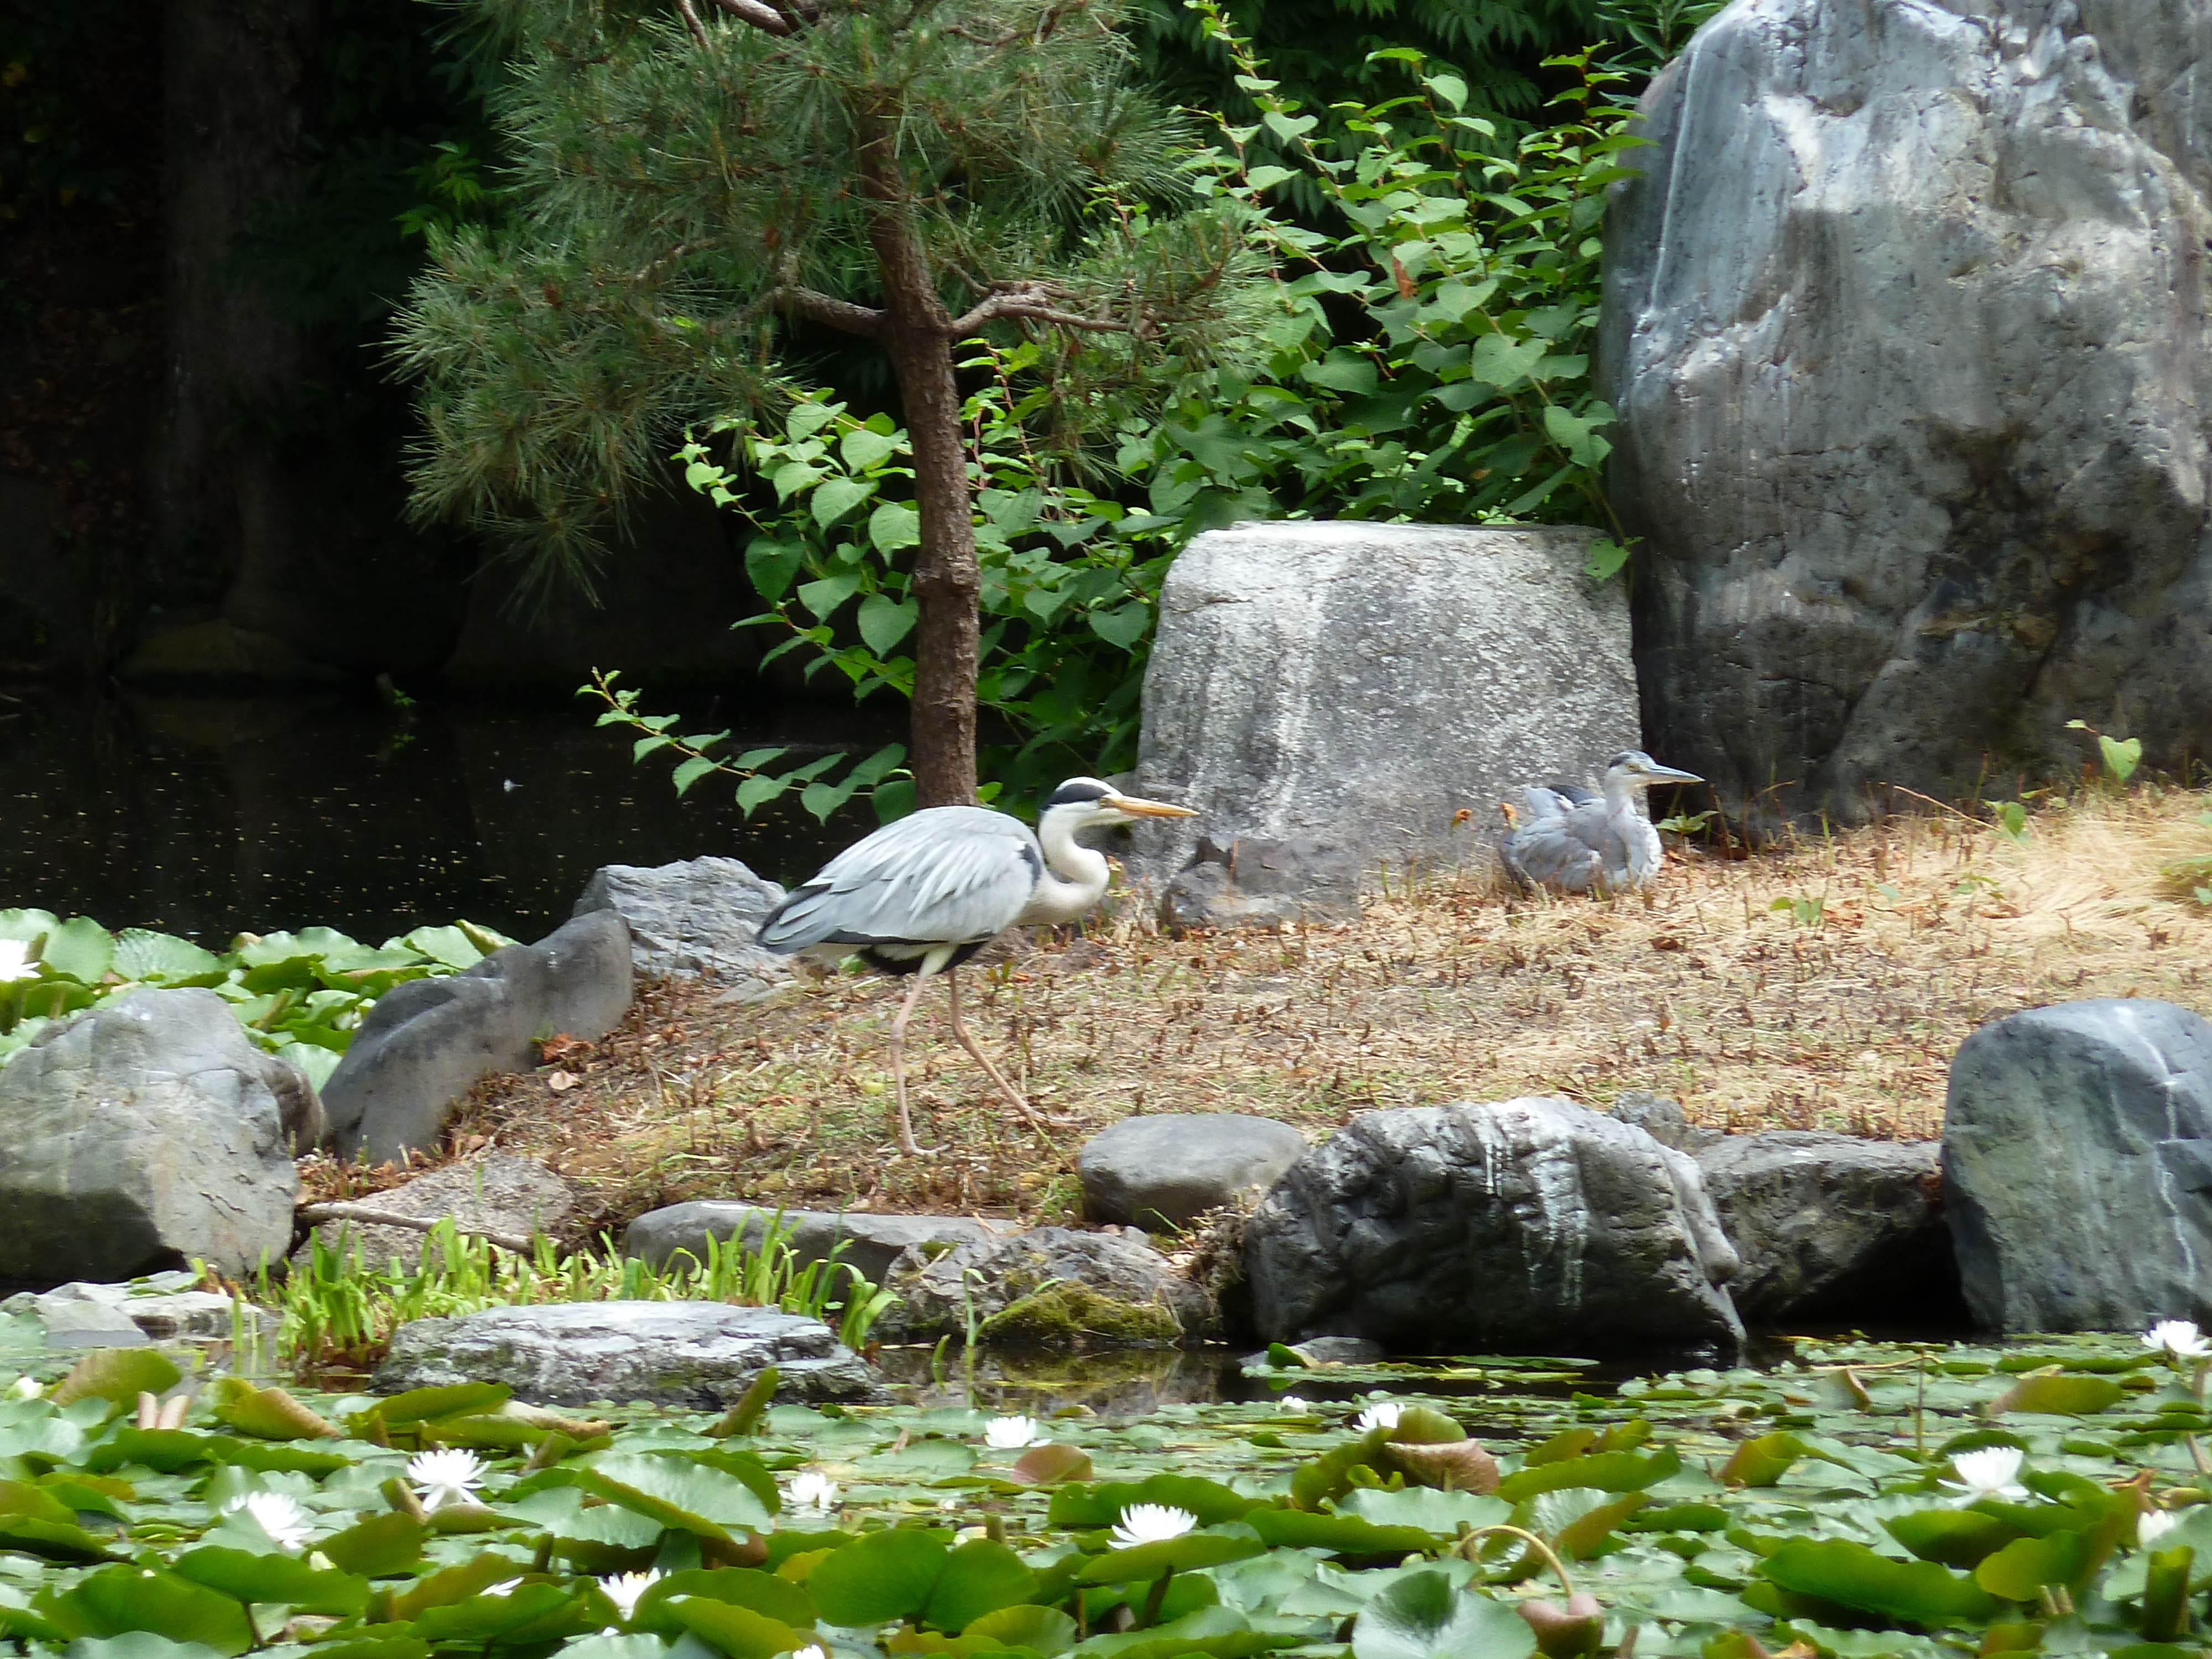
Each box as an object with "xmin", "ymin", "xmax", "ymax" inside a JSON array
[
  {"xmin": 1021, "ymin": 811, "xmax": 1111, "ymax": 926},
  {"xmin": 1604, "ymin": 773, "xmax": 1650, "ymax": 825}
]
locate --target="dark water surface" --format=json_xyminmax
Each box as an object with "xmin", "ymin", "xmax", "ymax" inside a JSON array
[{"xmin": 0, "ymin": 686, "xmax": 893, "ymax": 946}]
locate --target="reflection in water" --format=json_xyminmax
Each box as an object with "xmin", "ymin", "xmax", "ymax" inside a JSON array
[{"xmin": 0, "ymin": 687, "xmax": 898, "ymax": 945}]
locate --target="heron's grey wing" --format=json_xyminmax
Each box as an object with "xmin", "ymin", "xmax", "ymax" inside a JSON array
[
  {"xmin": 1500, "ymin": 816, "xmax": 1605, "ymax": 893},
  {"xmin": 1522, "ymin": 787, "xmax": 1593, "ymax": 827},
  {"xmin": 757, "ymin": 806, "xmax": 1042, "ymax": 953}
]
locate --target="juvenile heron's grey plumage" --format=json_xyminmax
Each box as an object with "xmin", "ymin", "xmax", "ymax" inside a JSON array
[
  {"xmin": 757, "ymin": 777, "xmax": 1197, "ymax": 1154},
  {"xmin": 1500, "ymin": 750, "xmax": 1703, "ymax": 894}
]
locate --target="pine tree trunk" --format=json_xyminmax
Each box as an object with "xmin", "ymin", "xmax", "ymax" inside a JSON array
[{"xmin": 859, "ymin": 117, "xmax": 978, "ymax": 808}]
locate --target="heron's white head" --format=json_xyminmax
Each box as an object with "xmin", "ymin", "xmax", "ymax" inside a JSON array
[
  {"xmin": 1040, "ymin": 777, "xmax": 1198, "ymax": 831},
  {"xmin": 1605, "ymin": 750, "xmax": 1703, "ymax": 790}
]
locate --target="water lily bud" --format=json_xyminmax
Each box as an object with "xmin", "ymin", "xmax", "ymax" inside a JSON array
[{"xmin": 1516, "ymin": 1593, "xmax": 1605, "ymax": 1658}]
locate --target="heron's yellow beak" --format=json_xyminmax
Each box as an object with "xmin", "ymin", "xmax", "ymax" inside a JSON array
[{"xmin": 1105, "ymin": 793, "xmax": 1199, "ymax": 818}]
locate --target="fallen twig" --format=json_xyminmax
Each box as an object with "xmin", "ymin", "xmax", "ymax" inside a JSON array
[{"xmin": 297, "ymin": 1203, "xmax": 535, "ymax": 1255}]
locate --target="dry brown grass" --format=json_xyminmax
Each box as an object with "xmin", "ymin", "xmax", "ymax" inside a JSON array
[{"xmin": 444, "ymin": 783, "xmax": 2212, "ymax": 1234}]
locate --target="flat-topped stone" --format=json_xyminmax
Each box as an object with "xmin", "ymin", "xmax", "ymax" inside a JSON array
[
  {"xmin": 373, "ymin": 1301, "xmax": 877, "ymax": 1407},
  {"xmin": 571, "ymin": 856, "xmax": 789, "ymax": 982},
  {"xmin": 1079, "ymin": 1114, "xmax": 1308, "ymax": 1230},
  {"xmin": 299, "ymin": 1154, "xmax": 574, "ymax": 1271}
]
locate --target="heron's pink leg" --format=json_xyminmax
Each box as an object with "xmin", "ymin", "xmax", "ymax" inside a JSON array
[
  {"xmin": 887, "ymin": 971, "xmax": 937, "ymax": 1156},
  {"xmin": 944, "ymin": 970, "xmax": 1055, "ymax": 1129}
]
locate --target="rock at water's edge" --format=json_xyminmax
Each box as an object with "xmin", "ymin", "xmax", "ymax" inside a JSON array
[
  {"xmin": 1078, "ymin": 1114, "xmax": 1308, "ymax": 1231},
  {"xmin": 572, "ymin": 857, "xmax": 790, "ymax": 983},
  {"xmin": 373, "ymin": 1301, "xmax": 878, "ymax": 1407},
  {"xmin": 0, "ymin": 988, "xmax": 318, "ymax": 1282},
  {"xmin": 877, "ymin": 1226, "xmax": 1216, "ymax": 1348},
  {"xmin": 623, "ymin": 1202, "xmax": 1007, "ymax": 1287},
  {"xmin": 1944, "ymin": 999, "xmax": 2212, "ymax": 1333},
  {"xmin": 1246, "ymin": 1098, "xmax": 1742, "ymax": 1355},
  {"xmin": 322, "ymin": 910, "xmax": 632, "ymax": 1165}
]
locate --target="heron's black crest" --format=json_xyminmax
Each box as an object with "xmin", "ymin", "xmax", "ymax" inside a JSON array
[
  {"xmin": 1044, "ymin": 778, "xmax": 1114, "ymax": 808},
  {"xmin": 1608, "ymin": 750, "xmax": 1642, "ymax": 770}
]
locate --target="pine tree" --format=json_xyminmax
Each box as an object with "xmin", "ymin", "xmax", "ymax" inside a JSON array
[{"xmin": 392, "ymin": 0, "xmax": 1262, "ymax": 804}]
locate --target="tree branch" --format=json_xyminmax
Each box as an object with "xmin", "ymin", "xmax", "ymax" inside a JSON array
[
  {"xmin": 299, "ymin": 1202, "xmax": 538, "ymax": 1255},
  {"xmin": 762, "ymin": 284, "xmax": 885, "ymax": 337},
  {"xmin": 701, "ymin": 0, "xmax": 791, "ymax": 34},
  {"xmin": 675, "ymin": 0, "xmax": 711, "ymax": 46},
  {"xmin": 950, "ymin": 287, "xmax": 1135, "ymax": 336}
]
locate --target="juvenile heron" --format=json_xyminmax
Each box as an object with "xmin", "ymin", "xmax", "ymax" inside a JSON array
[
  {"xmin": 1500, "ymin": 749, "xmax": 1703, "ymax": 894},
  {"xmin": 756, "ymin": 777, "xmax": 1198, "ymax": 1154}
]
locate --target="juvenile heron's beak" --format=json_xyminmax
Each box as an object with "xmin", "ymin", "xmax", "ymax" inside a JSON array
[
  {"xmin": 1105, "ymin": 793, "xmax": 1199, "ymax": 818},
  {"xmin": 1641, "ymin": 764, "xmax": 1704, "ymax": 785}
]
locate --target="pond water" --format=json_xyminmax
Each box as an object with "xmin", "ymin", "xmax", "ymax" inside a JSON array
[{"xmin": 0, "ymin": 686, "xmax": 893, "ymax": 946}]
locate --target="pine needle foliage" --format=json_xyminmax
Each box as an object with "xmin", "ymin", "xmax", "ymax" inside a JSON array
[{"xmin": 391, "ymin": 0, "xmax": 1265, "ymax": 804}]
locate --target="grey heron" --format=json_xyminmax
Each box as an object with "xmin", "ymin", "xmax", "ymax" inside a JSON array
[
  {"xmin": 756, "ymin": 777, "xmax": 1198, "ymax": 1155},
  {"xmin": 1499, "ymin": 750, "xmax": 1703, "ymax": 894}
]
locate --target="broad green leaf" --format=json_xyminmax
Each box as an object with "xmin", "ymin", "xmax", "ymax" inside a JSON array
[
  {"xmin": 1757, "ymin": 1537, "xmax": 2001, "ymax": 1627},
  {"xmin": 1087, "ymin": 602, "xmax": 1150, "ymax": 650},
  {"xmin": 316, "ymin": 1511, "xmax": 428, "ymax": 1577},
  {"xmin": 840, "ymin": 427, "xmax": 901, "ymax": 472},
  {"xmin": 924, "ymin": 1538, "xmax": 1037, "ymax": 1632},
  {"xmin": 40, "ymin": 1564, "xmax": 257, "ymax": 1656},
  {"xmin": 632, "ymin": 1567, "xmax": 811, "ymax": 1635},
  {"xmin": 868, "ymin": 500, "xmax": 921, "ymax": 554},
  {"xmin": 0, "ymin": 909, "xmax": 57, "ymax": 943},
  {"xmin": 1495, "ymin": 1448, "xmax": 1679, "ymax": 1501},
  {"xmin": 1987, "ymin": 1373, "xmax": 2123, "ymax": 1416},
  {"xmin": 170, "ymin": 1548, "xmax": 368, "ymax": 1615},
  {"xmin": 1338, "ymin": 1486, "xmax": 1509, "ymax": 1537},
  {"xmin": 40, "ymin": 916, "xmax": 113, "ymax": 983},
  {"xmin": 1974, "ymin": 1529, "xmax": 2091, "ymax": 1600},
  {"xmin": 1246, "ymin": 1508, "xmax": 1438, "ymax": 1558},
  {"xmin": 807, "ymin": 1527, "xmax": 947, "ymax": 1624},
  {"xmin": 50, "ymin": 1348, "xmax": 180, "ymax": 1411},
  {"xmin": 795, "ymin": 572, "xmax": 862, "ymax": 622},
  {"xmin": 414, "ymin": 1582, "xmax": 596, "ymax": 1645},
  {"xmin": 968, "ymin": 1601, "xmax": 1079, "ymax": 1652},
  {"xmin": 857, "ymin": 593, "xmax": 920, "ymax": 655},
  {"xmin": 744, "ymin": 538, "xmax": 806, "ymax": 603},
  {"xmin": 812, "ymin": 475, "xmax": 874, "ymax": 529},
  {"xmin": 1350, "ymin": 1571, "xmax": 1536, "ymax": 1659},
  {"xmin": 398, "ymin": 925, "xmax": 482, "ymax": 971},
  {"xmin": 111, "ymin": 930, "xmax": 225, "ymax": 985},
  {"xmin": 1720, "ymin": 1432, "xmax": 1808, "ymax": 1488},
  {"xmin": 1884, "ymin": 1507, "xmax": 2022, "ymax": 1568},
  {"xmin": 1079, "ymin": 1531, "xmax": 1266, "ymax": 1584},
  {"xmin": 667, "ymin": 1596, "xmax": 814, "ymax": 1659},
  {"xmin": 578, "ymin": 1453, "xmax": 773, "ymax": 1543},
  {"xmin": 1303, "ymin": 351, "xmax": 1377, "ymax": 395}
]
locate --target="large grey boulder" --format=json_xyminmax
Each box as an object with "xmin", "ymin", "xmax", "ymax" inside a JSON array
[
  {"xmin": 1945, "ymin": 999, "xmax": 2212, "ymax": 1333},
  {"xmin": 875, "ymin": 1226, "xmax": 1217, "ymax": 1348},
  {"xmin": 1245, "ymin": 1098, "xmax": 1743, "ymax": 1355},
  {"xmin": 2, "ymin": 1271, "xmax": 278, "ymax": 1347},
  {"xmin": 1605, "ymin": 0, "xmax": 2212, "ymax": 828},
  {"xmin": 623, "ymin": 1202, "xmax": 1006, "ymax": 1287},
  {"xmin": 373, "ymin": 1301, "xmax": 878, "ymax": 1407},
  {"xmin": 299, "ymin": 1154, "xmax": 575, "ymax": 1271},
  {"xmin": 0, "ymin": 988, "xmax": 319, "ymax": 1282},
  {"xmin": 1079, "ymin": 1114, "xmax": 1309, "ymax": 1231},
  {"xmin": 322, "ymin": 911, "xmax": 633, "ymax": 1165},
  {"xmin": 1130, "ymin": 523, "xmax": 1637, "ymax": 881},
  {"xmin": 1696, "ymin": 1132, "xmax": 1949, "ymax": 1324},
  {"xmin": 571, "ymin": 857, "xmax": 789, "ymax": 983}
]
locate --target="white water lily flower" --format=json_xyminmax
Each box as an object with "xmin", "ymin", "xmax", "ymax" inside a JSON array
[
  {"xmin": 786, "ymin": 1471, "xmax": 839, "ymax": 1514},
  {"xmin": 0, "ymin": 942, "xmax": 34, "ymax": 984},
  {"xmin": 1110, "ymin": 1503, "xmax": 1197, "ymax": 1548},
  {"xmin": 1354, "ymin": 1401, "xmax": 1402, "ymax": 1433},
  {"xmin": 983, "ymin": 1414, "xmax": 1046, "ymax": 1449},
  {"xmin": 1276, "ymin": 1395, "xmax": 1311, "ymax": 1414},
  {"xmin": 791, "ymin": 1647, "xmax": 829, "ymax": 1659},
  {"xmin": 600, "ymin": 1570, "xmax": 662, "ymax": 1620},
  {"xmin": 1942, "ymin": 1446, "xmax": 2029, "ymax": 1506},
  {"xmin": 2144, "ymin": 1320, "xmax": 2212, "ymax": 1361},
  {"xmin": 223, "ymin": 1491, "xmax": 312, "ymax": 1553},
  {"xmin": 2140, "ymin": 1510, "xmax": 2183, "ymax": 1547},
  {"xmin": 482, "ymin": 1579, "xmax": 523, "ymax": 1598},
  {"xmin": 406, "ymin": 1447, "xmax": 488, "ymax": 1511},
  {"xmin": 4, "ymin": 1376, "xmax": 40, "ymax": 1400}
]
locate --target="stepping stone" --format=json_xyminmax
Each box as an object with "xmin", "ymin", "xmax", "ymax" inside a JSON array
[{"xmin": 1078, "ymin": 1114, "xmax": 1308, "ymax": 1230}]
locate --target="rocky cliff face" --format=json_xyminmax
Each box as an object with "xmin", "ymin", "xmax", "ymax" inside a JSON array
[{"xmin": 1604, "ymin": 0, "xmax": 2212, "ymax": 827}]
